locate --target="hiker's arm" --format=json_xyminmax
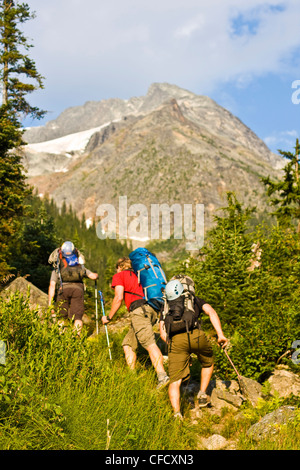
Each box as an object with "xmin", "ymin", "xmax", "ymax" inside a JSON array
[
  {"xmin": 87, "ymin": 271, "xmax": 98, "ymax": 280},
  {"xmin": 102, "ymin": 285, "xmax": 124, "ymax": 324},
  {"xmin": 159, "ymin": 321, "xmax": 167, "ymax": 343},
  {"xmin": 202, "ymin": 303, "xmax": 228, "ymax": 348},
  {"xmin": 48, "ymin": 280, "xmax": 56, "ymax": 307}
]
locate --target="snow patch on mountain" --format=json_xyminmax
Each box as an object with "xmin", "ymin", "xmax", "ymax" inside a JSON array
[{"xmin": 25, "ymin": 122, "xmax": 115, "ymax": 155}]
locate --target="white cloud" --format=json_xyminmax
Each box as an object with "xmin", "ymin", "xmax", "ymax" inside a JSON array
[
  {"xmin": 23, "ymin": 0, "xmax": 300, "ymax": 118},
  {"xmin": 264, "ymin": 130, "xmax": 299, "ymax": 151},
  {"xmin": 174, "ymin": 15, "xmax": 205, "ymax": 38}
]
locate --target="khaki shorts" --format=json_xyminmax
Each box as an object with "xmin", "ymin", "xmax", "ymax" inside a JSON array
[
  {"xmin": 122, "ymin": 304, "xmax": 158, "ymax": 351},
  {"xmin": 168, "ymin": 329, "xmax": 214, "ymax": 383}
]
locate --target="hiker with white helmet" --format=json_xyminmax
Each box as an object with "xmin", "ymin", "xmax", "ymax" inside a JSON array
[
  {"xmin": 48, "ymin": 241, "xmax": 98, "ymax": 334},
  {"xmin": 159, "ymin": 276, "xmax": 228, "ymax": 420}
]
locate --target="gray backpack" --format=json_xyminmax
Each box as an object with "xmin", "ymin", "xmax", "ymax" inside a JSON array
[{"xmin": 162, "ymin": 275, "xmax": 199, "ymax": 340}]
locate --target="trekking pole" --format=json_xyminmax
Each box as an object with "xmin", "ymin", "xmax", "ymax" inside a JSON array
[
  {"xmin": 223, "ymin": 348, "xmax": 248, "ymax": 398},
  {"xmin": 99, "ymin": 290, "xmax": 112, "ymax": 361},
  {"xmin": 95, "ymin": 280, "xmax": 99, "ymax": 335}
]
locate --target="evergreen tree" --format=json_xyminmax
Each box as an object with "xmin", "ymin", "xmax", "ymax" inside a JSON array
[
  {"xmin": 0, "ymin": 0, "xmax": 45, "ymax": 118},
  {"xmin": 183, "ymin": 192, "xmax": 256, "ymax": 332},
  {"xmin": 0, "ymin": 0, "xmax": 45, "ymax": 278},
  {"xmin": 180, "ymin": 192, "xmax": 300, "ymax": 378},
  {"xmin": 9, "ymin": 198, "xmax": 58, "ymax": 290},
  {"xmin": 262, "ymin": 138, "xmax": 300, "ymax": 232},
  {"xmin": 0, "ymin": 105, "xmax": 30, "ymax": 276}
]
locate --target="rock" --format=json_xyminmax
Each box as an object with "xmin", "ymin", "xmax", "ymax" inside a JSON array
[
  {"xmin": 1, "ymin": 277, "xmax": 48, "ymax": 313},
  {"xmin": 99, "ymin": 312, "xmax": 131, "ymax": 334},
  {"xmin": 201, "ymin": 434, "xmax": 229, "ymax": 450},
  {"xmin": 2, "ymin": 277, "xmax": 92, "ymax": 327},
  {"xmin": 267, "ymin": 368, "xmax": 300, "ymax": 398},
  {"xmin": 247, "ymin": 406, "xmax": 296, "ymax": 441},
  {"xmin": 183, "ymin": 377, "xmax": 263, "ymax": 413},
  {"xmin": 239, "ymin": 376, "xmax": 263, "ymax": 406},
  {"xmin": 208, "ymin": 379, "xmax": 245, "ymax": 411}
]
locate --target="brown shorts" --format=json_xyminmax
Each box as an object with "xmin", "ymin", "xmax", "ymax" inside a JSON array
[
  {"xmin": 122, "ymin": 303, "xmax": 158, "ymax": 351},
  {"xmin": 56, "ymin": 284, "xmax": 85, "ymax": 321},
  {"xmin": 168, "ymin": 329, "xmax": 214, "ymax": 383}
]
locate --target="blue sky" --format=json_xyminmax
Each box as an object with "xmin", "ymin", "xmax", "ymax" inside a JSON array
[{"xmin": 21, "ymin": 0, "xmax": 300, "ymax": 155}]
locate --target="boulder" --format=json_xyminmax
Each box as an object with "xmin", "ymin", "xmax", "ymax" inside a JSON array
[
  {"xmin": 1, "ymin": 277, "xmax": 48, "ymax": 313},
  {"xmin": 208, "ymin": 379, "xmax": 244, "ymax": 411},
  {"xmin": 239, "ymin": 376, "xmax": 263, "ymax": 406},
  {"xmin": 185, "ymin": 376, "xmax": 263, "ymax": 414},
  {"xmin": 247, "ymin": 406, "xmax": 296, "ymax": 441},
  {"xmin": 267, "ymin": 368, "xmax": 300, "ymax": 398},
  {"xmin": 1, "ymin": 277, "xmax": 90, "ymax": 325}
]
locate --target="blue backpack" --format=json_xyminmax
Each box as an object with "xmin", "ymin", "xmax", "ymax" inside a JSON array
[{"xmin": 129, "ymin": 248, "xmax": 167, "ymax": 311}]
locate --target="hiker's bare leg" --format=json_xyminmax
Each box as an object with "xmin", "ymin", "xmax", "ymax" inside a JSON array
[
  {"xmin": 146, "ymin": 343, "xmax": 165, "ymax": 374},
  {"xmin": 169, "ymin": 379, "xmax": 182, "ymax": 414},
  {"xmin": 123, "ymin": 345, "xmax": 137, "ymax": 370},
  {"xmin": 200, "ymin": 364, "xmax": 214, "ymax": 393}
]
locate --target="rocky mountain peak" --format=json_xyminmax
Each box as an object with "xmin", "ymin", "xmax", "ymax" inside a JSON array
[{"xmin": 23, "ymin": 83, "xmax": 284, "ymax": 238}]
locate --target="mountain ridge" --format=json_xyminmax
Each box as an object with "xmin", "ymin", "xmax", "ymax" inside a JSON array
[
  {"xmin": 24, "ymin": 83, "xmax": 279, "ymax": 166},
  {"xmin": 22, "ymin": 83, "xmax": 284, "ymax": 243}
]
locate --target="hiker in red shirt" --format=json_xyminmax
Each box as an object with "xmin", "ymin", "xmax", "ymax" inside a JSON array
[{"xmin": 102, "ymin": 257, "xmax": 169, "ymax": 389}]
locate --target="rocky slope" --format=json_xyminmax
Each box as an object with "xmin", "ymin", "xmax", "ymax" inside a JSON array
[{"xmin": 22, "ymin": 83, "xmax": 284, "ymax": 239}]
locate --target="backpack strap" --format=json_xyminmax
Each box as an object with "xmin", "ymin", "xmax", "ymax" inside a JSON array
[
  {"xmin": 124, "ymin": 291, "xmax": 144, "ymax": 298},
  {"xmin": 57, "ymin": 250, "xmax": 63, "ymax": 291},
  {"xmin": 59, "ymin": 250, "xmax": 68, "ymax": 268}
]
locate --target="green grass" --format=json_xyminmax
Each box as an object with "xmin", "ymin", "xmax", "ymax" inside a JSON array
[
  {"xmin": 0, "ymin": 291, "xmax": 299, "ymax": 450},
  {"xmin": 0, "ymin": 292, "xmax": 194, "ymax": 450}
]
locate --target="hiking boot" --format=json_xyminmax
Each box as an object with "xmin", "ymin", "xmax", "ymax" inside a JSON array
[
  {"xmin": 156, "ymin": 373, "xmax": 170, "ymax": 390},
  {"xmin": 197, "ymin": 391, "xmax": 210, "ymax": 408},
  {"xmin": 173, "ymin": 412, "xmax": 183, "ymax": 421}
]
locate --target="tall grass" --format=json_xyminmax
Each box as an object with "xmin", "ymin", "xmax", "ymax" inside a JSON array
[
  {"xmin": 1, "ymin": 291, "xmax": 299, "ymax": 450},
  {"xmin": 0, "ymin": 292, "xmax": 194, "ymax": 450}
]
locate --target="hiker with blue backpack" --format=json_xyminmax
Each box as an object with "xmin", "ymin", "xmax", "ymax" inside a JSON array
[
  {"xmin": 102, "ymin": 249, "xmax": 169, "ymax": 389},
  {"xmin": 48, "ymin": 241, "xmax": 98, "ymax": 334}
]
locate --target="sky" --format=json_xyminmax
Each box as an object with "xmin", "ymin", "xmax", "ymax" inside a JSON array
[{"xmin": 19, "ymin": 0, "xmax": 300, "ymax": 155}]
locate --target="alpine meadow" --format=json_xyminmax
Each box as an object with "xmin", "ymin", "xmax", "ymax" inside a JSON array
[{"xmin": 1, "ymin": 1, "xmax": 300, "ymax": 453}]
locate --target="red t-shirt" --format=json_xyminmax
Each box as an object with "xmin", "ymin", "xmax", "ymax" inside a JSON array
[{"xmin": 111, "ymin": 270, "xmax": 145, "ymax": 311}]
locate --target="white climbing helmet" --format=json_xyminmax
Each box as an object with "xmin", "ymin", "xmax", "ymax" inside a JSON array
[
  {"xmin": 164, "ymin": 279, "xmax": 184, "ymax": 301},
  {"xmin": 61, "ymin": 241, "xmax": 75, "ymax": 257}
]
